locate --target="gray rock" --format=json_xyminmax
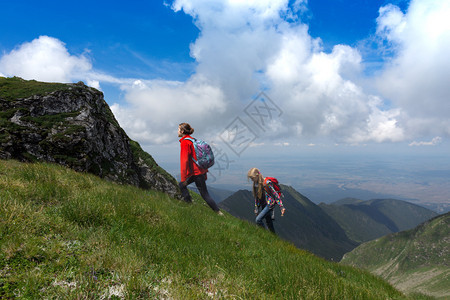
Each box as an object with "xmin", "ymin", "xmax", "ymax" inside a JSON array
[{"xmin": 0, "ymin": 79, "xmax": 180, "ymax": 199}]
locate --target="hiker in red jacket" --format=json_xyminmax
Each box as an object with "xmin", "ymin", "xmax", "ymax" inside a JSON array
[
  {"xmin": 247, "ymin": 167, "xmax": 285, "ymax": 232},
  {"xmin": 178, "ymin": 122, "xmax": 222, "ymax": 214}
]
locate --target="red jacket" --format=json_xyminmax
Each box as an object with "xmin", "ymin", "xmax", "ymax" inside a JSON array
[{"xmin": 179, "ymin": 135, "xmax": 207, "ymax": 182}]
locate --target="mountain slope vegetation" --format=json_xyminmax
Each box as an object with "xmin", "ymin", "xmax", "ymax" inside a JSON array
[
  {"xmin": 319, "ymin": 198, "xmax": 438, "ymax": 243},
  {"xmin": 219, "ymin": 185, "xmax": 358, "ymax": 261},
  {"xmin": 0, "ymin": 76, "xmax": 179, "ymax": 197},
  {"xmin": 0, "ymin": 159, "xmax": 418, "ymax": 299},
  {"xmin": 341, "ymin": 213, "xmax": 449, "ymax": 299}
]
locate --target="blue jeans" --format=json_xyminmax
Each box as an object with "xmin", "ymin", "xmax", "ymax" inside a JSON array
[{"xmin": 255, "ymin": 204, "xmax": 275, "ymax": 233}]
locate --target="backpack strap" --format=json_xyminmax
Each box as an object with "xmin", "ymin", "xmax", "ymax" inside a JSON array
[
  {"xmin": 264, "ymin": 177, "xmax": 282, "ymax": 197},
  {"xmin": 264, "ymin": 177, "xmax": 278, "ymax": 187},
  {"xmin": 183, "ymin": 137, "xmax": 195, "ymax": 143},
  {"xmin": 263, "ymin": 177, "xmax": 272, "ymax": 193},
  {"xmin": 183, "ymin": 137, "xmax": 198, "ymax": 164}
]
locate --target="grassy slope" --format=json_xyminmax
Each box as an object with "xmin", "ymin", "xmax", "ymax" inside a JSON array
[
  {"xmin": 0, "ymin": 77, "xmax": 70, "ymax": 100},
  {"xmin": 275, "ymin": 185, "xmax": 358, "ymax": 261},
  {"xmin": 341, "ymin": 213, "xmax": 449, "ymax": 299},
  {"xmin": 0, "ymin": 160, "xmax": 418, "ymax": 299},
  {"xmin": 220, "ymin": 186, "xmax": 357, "ymax": 261}
]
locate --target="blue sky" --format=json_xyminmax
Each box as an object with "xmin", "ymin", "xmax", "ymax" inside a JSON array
[
  {"xmin": 1, "ymin": 1, "xmax": 198, "ymax": 80},
  {"xmin": 1, "ymin": 0, "xmax": 449, "ymax": 206},
  {"xmin": 1, "ymin": 1, "xmax": 403, "ymax": 80}
]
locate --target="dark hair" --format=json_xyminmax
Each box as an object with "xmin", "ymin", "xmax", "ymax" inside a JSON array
[{"xmin": 179, "ymin": 122, "xmax": 194, "ymax": 135}]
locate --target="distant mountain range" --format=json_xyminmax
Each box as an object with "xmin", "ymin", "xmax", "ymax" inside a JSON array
[
  {"xmin": 319, "ymin": 198, "xmax": 438, "ymax": 243},
  {"xmin": 220, "ymin": 186, "xmax": 439, "ymax": 261},
  {"xmin": 341, "ymin": 212, "xmax": 450, "ymax": 299}
]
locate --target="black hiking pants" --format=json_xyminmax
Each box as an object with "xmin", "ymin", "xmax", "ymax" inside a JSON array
[{"xmin": 179, "ymin": 174, "xmax": 220, "ymax": 212}]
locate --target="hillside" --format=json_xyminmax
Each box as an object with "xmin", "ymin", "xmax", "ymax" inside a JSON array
[
  {"xmin": 341, "ymin": 213, "xmax": 449, "ymax": 299},
  {"xmin": 219, "ymin": 185, "xmax": 358, "ymax": 261},
  {"xmin": 319, "ymin": 198, "xmax": 438, "ymax": 243},
  {"xmin": 0, "ymin": 160, "xmax": 418, "ymax": 299},
  {"xmin": 0, "ymin": 77, "xmax": 179, "ymax": 198}
]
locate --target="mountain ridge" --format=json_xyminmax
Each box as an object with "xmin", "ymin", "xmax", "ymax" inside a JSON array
[
  {"xmin": 319, "ymin": 198, "xmax": 438, "ymax": 243},
  {"xmin": 0, "ymin": 77, "xmax": 179, "ymax": 198},
  {"xmin": 341, "ymin": 212, "xmax": 449, "ymax": 299}
]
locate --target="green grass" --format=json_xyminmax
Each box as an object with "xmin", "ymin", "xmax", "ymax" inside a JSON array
[
  {"xmin": 341, "ymin": 214, "xmax": 449, "ymax": 299},
  {"xmin": 0, "ymin": 77, "xmax": 70, "ymax": 101},
  {"xmin": 0, "ymin": 159, "xmax": 415, "ymax": 299}
]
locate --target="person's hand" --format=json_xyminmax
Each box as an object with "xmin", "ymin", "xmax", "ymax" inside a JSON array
[
  {"xmin": 254, "ymin": 208, "xmax": 259, "ymax": 215},
  {"xmin": 281, "ymin": 208, "xmax": 286, "ymax": 216}
]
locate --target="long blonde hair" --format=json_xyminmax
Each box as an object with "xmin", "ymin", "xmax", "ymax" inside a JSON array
[{"xmin": 247, "ymin": 167, "xmax": 264, "ymax": 199}]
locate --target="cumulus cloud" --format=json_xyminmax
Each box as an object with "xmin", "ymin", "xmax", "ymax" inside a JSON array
[
  {"xmin": 1, "ymin": 0, "xmax": 448, "ymax": 147},
  {"xmin": 113, "ymin": 0, "xmax": 301, "ymax": 143},
  {"xmin": 111, "ymin": 75, "xmax": 227, "ymax": 144},
  {"xmin": 160, "ymin": 0, "xmax": 408, "ymax": 144},
  {"xmin": 0, "ymin": 36, "xmax": 92, "ymax": 83},
  {"xmin": 266, "ymin": 33, "xmax": 403, "ymax": 142},
  {"xmin": 166, "ymin": 0, "xmax": 448, "ymax": 145},
  {"xmin": 0, "ymin": 36, "xmax": 124, "ymax": 91},
  {"xmin": 375, "ymin": 0, "xmax": 450, "ymax": 137}
]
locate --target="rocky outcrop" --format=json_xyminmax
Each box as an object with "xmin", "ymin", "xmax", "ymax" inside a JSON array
[{"xmin": 0, "ymin": 78, "xmax": 180, "ymax": 198}]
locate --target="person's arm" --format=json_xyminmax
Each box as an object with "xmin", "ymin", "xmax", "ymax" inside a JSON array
[
  {"xmin": 180, "ymin": 140, "xmax": 190, "ymax": 183},
  {"xmin": 266, "ymin": 182, "xmax": 286, "ymax": 216}
]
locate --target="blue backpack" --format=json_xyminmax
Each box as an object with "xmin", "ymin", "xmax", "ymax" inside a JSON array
[{"xmin": 184, "ymin": 137, "xmax": 215, "ymax": 170}]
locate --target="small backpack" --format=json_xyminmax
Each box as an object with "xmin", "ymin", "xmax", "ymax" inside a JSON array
[
  {"xmin": 263, "ymin": 177, "xmax": 283, "ymax": 198},
  {"xmin": 184, "ymin": 137, "xmax": 215, "ymax": 170}
]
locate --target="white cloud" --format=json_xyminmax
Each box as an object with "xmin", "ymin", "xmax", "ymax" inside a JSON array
[
  {"xmin": 166, "ymin": 0, "xmax": 409, "ymax": 145},
  {"xmin": 376, "ymin": 4, "xmax": 407, "ymax": 42},
  {"xmin": 2, "ymin": 0, "xmax": 448, "ymax": 148},
  {"xmin": 87, "ymin": 80, "xmax": 101, "ymax": 90},
  {"xmin": 375, "ymin": 0, "xmax": 450, "ymax": 137},
  {"xmin": 111, "ymin": 0, "xmax": 296, "ymax": 144},
  {"xmin": 172, "ymin": 0, "xmax": 290, "ymax": 29},
  {"xmin": 0, "ymin": 36, "xmax": 92, "ymax": 83},
  {"xmin": 355, "ymin": 97, "xmax": 404, "ymax": 143},
  {"xmin": 0, "ymin": 36, "xmax": 126, "ymax": 91},
  {"xmin": 172, "ymin": 0, "xmax": 450, "ymax": 146},
  {"xmin": 409, "ymin": 136, "xmax": 443, "ymax": 147},
  {"xmin": 267, "ymin": 38, "xmax": 404, "ymax": 143},
  {"xmin": 111, "ymin": 75, "xmax": 227, "ymax": 144}
]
